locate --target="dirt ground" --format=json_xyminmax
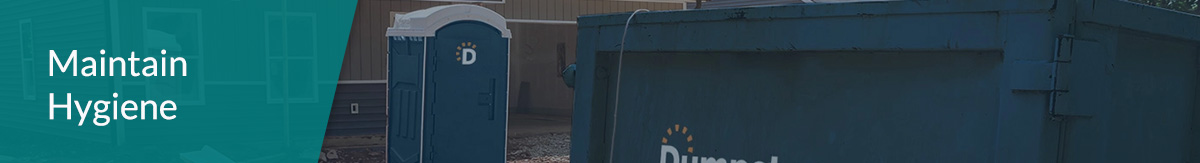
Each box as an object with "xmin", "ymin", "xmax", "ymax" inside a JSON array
[{"xmin": 318, "ymin": 113, "xmax": 571, "ymax": 163}]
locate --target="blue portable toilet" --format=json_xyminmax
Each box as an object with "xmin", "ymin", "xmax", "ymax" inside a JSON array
[{"xmin": 386, "ymin": 4, "xmax": 510, "ymax": 163}]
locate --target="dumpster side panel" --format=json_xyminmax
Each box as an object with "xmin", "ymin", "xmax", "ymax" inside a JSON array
[
  {"xmin": 597, "ymin": 51, "xmax": 1003, "ymax": 163},
  {"xmin": 1107, "ymin": 30, "xmax": 1197, "ymax": 163},
  {"xmin": 570, "ymin": 25, "xmax": 611, "ymax": 163},
  {"xmin": 571, "ymin": 3, "xmax": 1043, "ymax": 163},
  {"xmin": 1058, "ymin": 23, "xmax": 1200, "ymax": 163}
]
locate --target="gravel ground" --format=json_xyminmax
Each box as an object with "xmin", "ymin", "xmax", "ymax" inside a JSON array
[
  {"xmin": 320, "ymin": 114, "xmax": 571, "ymax": 163},
  {"xmin": 506, "ymin": 133, "xmax": 570, "ymax": 163},
  {"xmin": 318, "ymin": 132, "xmax": 570, "ymax": 163},
  {"xmin": 320, "ymin": 134, "xmax": 386, "ymax": 163},
  {"xmin": 319, "ymin": 146, "xmax": 386, "ymax": 163},
  {"xmin": 508, "ymin": 156, "xmax": 570, "ymax": 163}
]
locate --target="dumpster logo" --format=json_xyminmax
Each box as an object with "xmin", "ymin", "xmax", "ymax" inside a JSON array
[
  {"xmin": 660, "ymin": 124, "xmax": 779, "ymax": 163},
  {"xmin": 662, "ymin": 124, "xmax": 694, "ymax": 153},
  {"xmin": 456, "ymin": 42, "xmax": 477, "ymax": 65}
]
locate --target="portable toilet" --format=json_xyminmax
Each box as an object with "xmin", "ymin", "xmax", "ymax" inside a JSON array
[{"xmin": 386, "ymin": 4, "xmax": 510, "ymax": 163}]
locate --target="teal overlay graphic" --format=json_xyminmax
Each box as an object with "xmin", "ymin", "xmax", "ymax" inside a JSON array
[{"xmin": 0, "ymin": 0, "xmax": 355, "ymax": 162}]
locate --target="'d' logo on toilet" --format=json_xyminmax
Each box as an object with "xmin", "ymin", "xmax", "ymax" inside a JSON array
[{"xmin": 456, "ymin": 42, "xmax": 477, "ymax": 65}]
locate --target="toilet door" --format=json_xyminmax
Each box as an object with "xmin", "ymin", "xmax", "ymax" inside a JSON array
[{"xmin": 422, "ymin": 21, "xmax": 508, "ymax": 163}]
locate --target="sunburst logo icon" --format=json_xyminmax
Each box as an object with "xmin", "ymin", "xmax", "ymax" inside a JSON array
[
  {"xmin": 456, "ymin": 42, "xmax": 477, "ymax": 65},
  {"xmin": 663, "ymin": 124, "xmax": 694, "ymax": 153}
]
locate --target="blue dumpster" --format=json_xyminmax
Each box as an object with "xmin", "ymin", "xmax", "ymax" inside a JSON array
[
  {"xmin": 386, "ymin": 4, "xmax": 511, "ymax": 163},
  {"xmin": 570, "ymin": 0, "xmax": 1200, "ymax": 163}
]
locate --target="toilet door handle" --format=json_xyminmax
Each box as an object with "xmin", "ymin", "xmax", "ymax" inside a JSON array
[{"xmin": 479, "ymin": 79, "xmax": 497, "ymax": 120}]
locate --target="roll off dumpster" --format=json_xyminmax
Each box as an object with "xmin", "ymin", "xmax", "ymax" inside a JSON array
[{"xmin": 569, "ymin": 0, "xmax": 1200, "ymax": 162}]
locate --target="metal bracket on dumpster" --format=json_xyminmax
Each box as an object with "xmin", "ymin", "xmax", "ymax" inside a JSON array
[
  {"xmin": 1012, "ymin": 35, "xmax": 1087, "ymax": 121},
  {"xmin": 1009, "ymin": 35, "xmax": 1071, "ymax": 90},
  {"xmin": 1047, "ymin": 34, "xmax": 1092, "ymax": 121}
]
